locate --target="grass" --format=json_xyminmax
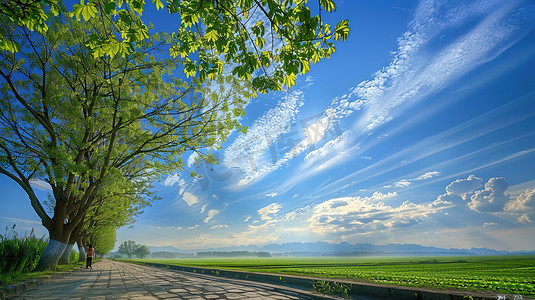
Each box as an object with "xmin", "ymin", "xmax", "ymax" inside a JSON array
[
  {"xmin": 0, "ymin": 262, "xmax": 86, "ymax": 286},
  {"xmin": 0, "ymin": 224, "xmax": 89, "ymax": 286},
  {"xmin": 130, "ymin": 255, "xmax": 535, "ymax": 296}
]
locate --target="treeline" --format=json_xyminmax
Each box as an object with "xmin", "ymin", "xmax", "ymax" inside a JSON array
[{"xmin": 196, "ymin": 251, "xmax": 271, "ymax": 258}]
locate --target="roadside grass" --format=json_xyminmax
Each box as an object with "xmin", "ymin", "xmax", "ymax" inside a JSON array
[
  {"xmin": 0, "ymin": 261, "xmax": 86, "ymax": 286},
  {"xmin": 0, "ymin": 224, "xmax": 91, "ymax": 286},
  {"xmin": 130, "ymin": 255, "xmax": 535, "ymax": 297}
]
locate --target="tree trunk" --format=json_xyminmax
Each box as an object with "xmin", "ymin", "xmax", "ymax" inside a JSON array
[
  {"xmin": 58, "ymin": 243, "xmax": 74, "ymax": 264},
  {"xmin": 35, "ymin": 213, "xmax": 73, "ymax": 271},
  {"xmin": 77, "ymin": 238, "xmax": 86, "ymax": 263},
  {"xmin": 35, "ymin": 239, "xmax": 68, "ymax": 271}
]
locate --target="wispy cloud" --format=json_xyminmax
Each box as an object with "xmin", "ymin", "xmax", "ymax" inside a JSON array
[
  {"xmin": 224, "ymin": 90, "xmax": 304, "ymax": 185},
  {"xmin": 285, "ymin": 0, "xmax": 531, "ymax": 182},
  {"xmin": 3, "ymin": 217, "xmax": 41, "ymax": 225}
]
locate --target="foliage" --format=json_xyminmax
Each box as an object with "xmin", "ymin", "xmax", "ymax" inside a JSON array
[
  {"xmin": 134, "ymin": 244, "xmax": 150, "ymax": 259},
  {"xmin": 0, "ymin": 0, "xmax": 348, "ymax": 271},
  {"xmin": 118, "ymin": 240, "xmax": 137, "ymax": 259},
  {"xmin": 118, "ymin": 240, "xmax": 149, "ymax": 258},
  {"xmin": 312, "ymin": 280, "xmax": 351, "ymax": 298},
  {"xmin": 0, "ymin": 225, "xmax": 47, "ymax": 275},
  {"xmin": 0, "ymin": 7, "xmax": 249, "ymax": 269},
  {"xmin": 1, "ymin": 0, "xmax": 349, "ymax": 92},
  {"xmin": 86, "ymin": 226, "xmax": 117, "ymax": 256},
  {"xmin": 68, "ymin": 249, "xmax": 79, "ymax": 264},
  {"xmin": 132, "ymin": 256, "xmax": 535, "ymax": 297},
  {"xmin": 0, "ymin": 260, "xmax": 84, "ymax": 285}
]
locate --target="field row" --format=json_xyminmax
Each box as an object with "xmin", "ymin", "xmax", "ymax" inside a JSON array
[{"xmin": 132, "ymin": 255, "xmax": 535, "ymax": 296}]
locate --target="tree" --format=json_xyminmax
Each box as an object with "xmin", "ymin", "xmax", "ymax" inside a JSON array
[
  {"xmin": 134, "ymin": 244, "xmax": 150, "ymax": 259},
  {"xmin": 117, "ymin": 240, "xmax": 136, "ymax": 259},
  {"xmin": 0, "ymin": 1, "xmax": 348, "ymax": 271},
  {"xmin": 1, "ymin": 12, "xmax": 248, "ymax": 270},
  {"xmin": 1, "ymin": 0, "xmax": 349, "ymax": 91}
]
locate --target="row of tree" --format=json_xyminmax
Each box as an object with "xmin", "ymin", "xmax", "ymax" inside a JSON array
[{"xmin": 0, "ymin": 0, "xmax": 349, "ymax": 270}]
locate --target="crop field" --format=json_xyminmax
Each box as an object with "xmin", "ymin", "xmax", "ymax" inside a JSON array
[{"xmin": 132, "ymin": 255, "xmax": 535, "ymax": 296}]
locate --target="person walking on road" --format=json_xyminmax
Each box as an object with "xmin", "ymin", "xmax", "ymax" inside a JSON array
[{"xmin": 85, "ymin": 244, "xmax": 94, "ymax": 269}]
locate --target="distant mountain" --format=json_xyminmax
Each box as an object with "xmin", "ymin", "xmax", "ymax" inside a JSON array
[{"xmin": 147, "ymin": 242, "xmax": 530, "ymax": 256}]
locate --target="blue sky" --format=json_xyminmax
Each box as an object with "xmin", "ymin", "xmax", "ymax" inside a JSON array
[{"xmin": 2, "ymin": 0, "xmax": 535, "ymax": 252}]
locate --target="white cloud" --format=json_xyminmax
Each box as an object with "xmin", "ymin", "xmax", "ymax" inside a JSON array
[
  {"xmin": 265, "ymin": 192, "xmax": 278, "ymax": 197},
  {"xmin": 29, "ymin": 179, "xmax": 52, "ymax": 191},
  {"xmin": 303, "ymin": 116, "xmax": 330, "ymax": 145},
  {"xmin": 182, "ymin": 192, "xmax": 199, "ymax": 206},
  {"xmin": 188, "ymin": 225, "xmax": 200, "ymax": 230},
  {"xmin": 468, "ymin": 177, "xmax": 510, "ymax": 212},
  {"xmin": 277, "ymin": 0, "xmax": 529, "ymax": 182},
  {"xmin": 187, "ymin": 152, "xmax": 199, "ymax": 167},
  {"xmin": 163, "ymin": 173, "xmax": 181, "ymax": 187},
  {"xmin": 483, "ymin": 222, "xmax": 498, "ymax": 227},
  {"xmin": 445, "ymin": 175, "xmax": 483, "ymax": 199},
  {"xmin": 243, "ymin": 216, "xmax": 251, "ymax": 222},
  {"xmin": 200, "ymin": 204, "xmax": 207, "ymax": 214},
  {"xmin": 257, "ymin": 203, "xmax": 281, "ymax": 221},
  {"xmin": 385, "ymin": 171, "xmax": 440, "ymax": 189},
  {"xmin": 224, "ymin": 90, "xmax": 304, "ymax": 185},
  {"xmin": 306, "ymin": 192, "xmax": 441, "ymax": 235},
  {"xmin": 203, "ymin": 209, "xmax": 220, "ymax": 223},
  {"xmin": 518, "ymin": 213, "xmax": 532, "ymax": 224},
  {"xmin": 210, "ymin": 224, "xmax": 228, "ymax": 230},
  {"xmin": 414, "ymin": 171, "xmax": 440, "ymax": 181},
  {"xmin": 505, "ymin": 188, "xmax": 535, "ymax": 212},
  {"xmin": 3, "ymin": 217, "xmax": 42, "ymax": 225}
]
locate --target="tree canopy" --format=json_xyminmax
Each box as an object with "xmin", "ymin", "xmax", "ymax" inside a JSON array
[
  {"xmin": 0, "ymin": 0, "xmax": 349, "ymax": 271},
  {"xmin": 1, "ymin": 0, "xmax": 349, "ymax": 92}
]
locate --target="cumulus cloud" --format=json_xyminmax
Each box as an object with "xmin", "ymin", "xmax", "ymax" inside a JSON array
[
  {"xmin": 446, "ymin": 175, "xmax": 483, "ymax": 199},
  {"xmin": 257, "ymin": 203, "xmax": 281, "ymax": 220},
  {"xmin": 183, "ymin": 192, "xmax": 199, "ymax": 206},
  {"xmin": 203, "ymin": 209, "xmax": 220, "ymax": 223},
  {"xmin": 243, "ymin": 216, "xmax": 251, "ymax": 222},
  {"xmin": 468, "ymin": 177, "xmax": 510, "ymax": 212},
  {"xmin": 505, "ymin": 188, "xmax": 535, "ymax": 211},
  {"xmin": 210, "ymin": 224, "xmax": 228, "ymax": 230},
  {"xmin": 306, "ymin": 192, "xmax": 441, "ymax": 235}
]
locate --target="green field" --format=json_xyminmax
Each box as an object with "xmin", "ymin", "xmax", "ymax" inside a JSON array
[{"xmin": 131, "ymin": 255, "xmax": 535, "ymax": 296}]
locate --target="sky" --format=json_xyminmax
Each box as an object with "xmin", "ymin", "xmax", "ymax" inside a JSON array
[{"xmin": 2, "ymin": 0, "xmax": 535, "ymax": 252}]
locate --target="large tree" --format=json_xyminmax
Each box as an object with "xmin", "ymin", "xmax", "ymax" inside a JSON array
[
  {"xmin": 0, "ymin": 12, "xmax": 248, "ymax": 270},
  {"xmin": 1, "ymin": 0, "xmax": 349, "ymax": 90},
  {"xmin": 0, "ymin": 1, "xmax": 348, "ymax": 271}
]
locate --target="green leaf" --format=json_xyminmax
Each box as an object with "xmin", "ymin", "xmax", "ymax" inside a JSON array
[
  {"xmin": 104, "ymin": 2, "xmax": 116, "ymax": 14},
  {"xmin": 334, "ymin": 19, "xmax": 350, "ymax": 41},
  {"xmin": 152, "ymin": 0, "xmax": 164, "ymax": 10},
  {"xmin": 319, "ymin": 0, "xmax": 337, "ymax": 12},
  {"xmin": 255, "ymin": 37, "xmax": 265, "ymax": 49}
]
